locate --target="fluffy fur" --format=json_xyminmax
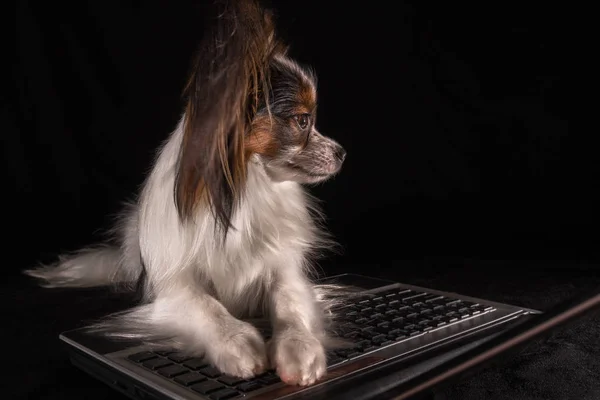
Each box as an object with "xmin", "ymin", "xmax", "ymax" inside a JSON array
[{"xmin": 25, "ymin": 0, "xmax": 351, "ymax": 386}]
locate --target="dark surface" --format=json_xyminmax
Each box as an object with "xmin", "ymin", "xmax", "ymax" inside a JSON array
[{"xmin": 6, "ymin": 261, "xmax": 600, "ymax": 400}]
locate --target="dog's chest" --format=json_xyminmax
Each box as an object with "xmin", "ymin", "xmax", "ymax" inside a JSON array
[{"xmin": 206, "ymin": 179, "xmax": 313, "ymax": 314}]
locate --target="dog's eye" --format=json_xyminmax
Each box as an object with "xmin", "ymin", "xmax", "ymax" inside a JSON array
[{"xmin": 294, "ymin": 114, "xmax": 310, "ymax": 130}]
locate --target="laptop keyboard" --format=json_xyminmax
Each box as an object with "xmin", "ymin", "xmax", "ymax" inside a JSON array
[{"xmin": 126, "ymin": 286, "xmax": 495, "ymax": 399}]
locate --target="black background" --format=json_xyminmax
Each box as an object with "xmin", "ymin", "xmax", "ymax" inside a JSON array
[{"xmin": 6, "ymin": 1, "xmax": 600, "ymax": 399}]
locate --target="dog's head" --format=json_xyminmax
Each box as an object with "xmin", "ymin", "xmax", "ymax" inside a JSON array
[
  {"xmin": 175, "ymin": 0, "xmax": 345, "ymax": 232},
  {"xmin": 246, "ymin": 55, "xmax": 346, "ymax": 184}
]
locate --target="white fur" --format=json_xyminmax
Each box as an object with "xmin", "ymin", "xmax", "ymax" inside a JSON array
[{"xmin": 25, "ymin": 115, "xmax": 349, "ymax": 385}]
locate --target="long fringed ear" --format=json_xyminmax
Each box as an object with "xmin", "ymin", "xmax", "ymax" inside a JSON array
[{"xmin": 175, "ymin": 0, "xmax": 284, "ymax": 236}]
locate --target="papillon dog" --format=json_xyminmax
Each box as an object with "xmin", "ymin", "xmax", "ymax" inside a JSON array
[{"xmin": 26, "ymin": 0, "xmax": 348, "ymax": 387}]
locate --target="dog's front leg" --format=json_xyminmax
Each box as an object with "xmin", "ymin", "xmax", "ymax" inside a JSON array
[
  {"xmin": 150, "ymin": 284, "xmax": 269, "ymax": 379},
  {"xmin": 268, "ymin": 264, "xmax": 327, "ymax": 386}
]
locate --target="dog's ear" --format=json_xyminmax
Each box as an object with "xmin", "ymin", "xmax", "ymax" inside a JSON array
[{"xmin": 175, "ymin": 0, "xmax": 283, "ymax": 235}]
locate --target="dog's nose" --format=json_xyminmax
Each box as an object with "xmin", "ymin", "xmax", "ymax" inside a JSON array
[{"xmin": 335, "ymin": 146, "xmax": 347, "ymax": 162}]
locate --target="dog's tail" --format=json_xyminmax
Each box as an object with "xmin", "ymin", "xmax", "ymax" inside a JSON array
[
  {"xmin": 24, "ymin": 245, "xmax": 142, "ymax": 290},
  {"xmin": 25, "ymin": 200, "xmax": 143, "ymax": 290}
]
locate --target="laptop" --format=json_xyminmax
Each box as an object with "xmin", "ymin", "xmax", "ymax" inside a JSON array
[{"xmin": 59, "ymin": 273, "xmax": 599, "ymax": 400}]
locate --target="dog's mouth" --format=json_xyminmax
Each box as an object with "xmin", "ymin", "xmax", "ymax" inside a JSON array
[{"xmin": 287, "ymin": 162, "xmax": 332, "ymax": 178}]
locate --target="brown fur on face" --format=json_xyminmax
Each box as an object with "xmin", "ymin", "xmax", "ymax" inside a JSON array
[
  {"xmin": 245, "ymin": 115, "xmax": 281, "ymax": 158},
  {"xmin": 245, "ymin": 56, "xmax": 318, "ymax": 158},
  {"xmin": 296, "ymin": 82, "xmax": 317, "ymax": 115},
  {"xmin": 245, "ymin": 82, "xmax": 316, "ymax": 159}
]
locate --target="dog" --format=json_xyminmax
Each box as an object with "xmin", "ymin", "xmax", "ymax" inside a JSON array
[{"xmin": 25, "ymin": 0, "xmax": 347, "ymax": 387}]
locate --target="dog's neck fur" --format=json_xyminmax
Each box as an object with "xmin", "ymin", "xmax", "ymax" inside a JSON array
[{"xmin": 138, "ymin": 115, "xmax": 323, "ymax": 316}]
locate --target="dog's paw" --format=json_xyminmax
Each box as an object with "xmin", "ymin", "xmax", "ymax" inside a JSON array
[
  {"xmin": 269, "ymin": 330, "xmax": 327, "ymax": 386},
  {"xmin": 207, "ymin": 320, "xmax": 268, "ymax": 379}
]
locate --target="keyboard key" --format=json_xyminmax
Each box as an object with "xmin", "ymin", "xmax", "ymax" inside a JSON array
[
  {"xmin": 362, "ymin": 324, "xmax": 377, "ymax": 331},
  {"xmin": 387, "ymin": 328, "xmax": 401, "ymax": 336},
  {"xmin": 445, "ymin": 313, "xmax": 459, "ymax": 323},
  {"xmin": 127, "ymin": 352, "xmax": 157, "ymax": 363},
  {"xmin": 174, "ymin": 372, "xmax": 206, "ymax": 386},
  {"xmin": 154, "ymin": 350, "xmax": 174, "ymax": 356},
  {"xmin": 437, "ymin": 315, "xmax": 454, "ymax": 324},
  {"xmin": 337, "ymin": 321, "xmax": 356, "ymax": 331},
  {"xmin": 157, "ymin": 364, "xmax": 189, "ymax": 378},
  {"xmin": 237, "ymin": 381, "xmax": 263, "ymax": 393},
  {"xmin": 344, "ymin": 304, "xmax": 361, "ymax": 312},
  {"xmin": 423, "ymin": 294, "xmax": 444, "ymax": 303},
  {"xmin": 355, "ymin": 340, "xmax": 372, "ymax": 349},
  {"xmin": 471, "ymin": 303, "xmax": 493, "ymax": 312},
  {"xmin": 336, "ymin": 348, "xmax": 357, "ymax": 358},
  {"xmin": 342, "ymin": 330, "xmax": 362, "ymax": 339},
  {"xmin": 218, "ymin": 375, "xmax": 245, "ymax": 386},
  {"xmin": 371, "ymin": 334, "xmax": 387, "ymax": 344},
  {"xmin": 183, "ymin": 358, "xmax": 210, "ymax": 370},
  {"xmin": 209, "ymin": 388, "xmax": 240, "ymax": 400},
  {"xmin": 401, "ymin": 292, "xmax": 426, "ymax": 302},
  {"xmin": 356, "ymin": 330, "xmax": 374, "ymax": 340},
  {"xmin": 384, "ymin": 314, "xmax": 399, "ymax": 323},
  {"xmin": 190, "ymin": 380, "xmax": 225, "ymax": 394},
  {"xmin": 390, "ymin": 321, "xmax": 407, "ymax": 331},
  {"xmin": 459, "ymin": 307, "xmax": 471, "ymax": 314},
  {"xmin": 142, "ymin": 358, "xmax": 173, "ymax": 370},
  {"xmin": 168, "ymin": 352, "xmax": 193, "ymax": 363},
  {"xmin": 199, "ymin": 366, "xmax": 222, "ymax": 378},
  {"xmin": 259, "ymin": 373, "xmax": 281, "ymax": 385}
]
